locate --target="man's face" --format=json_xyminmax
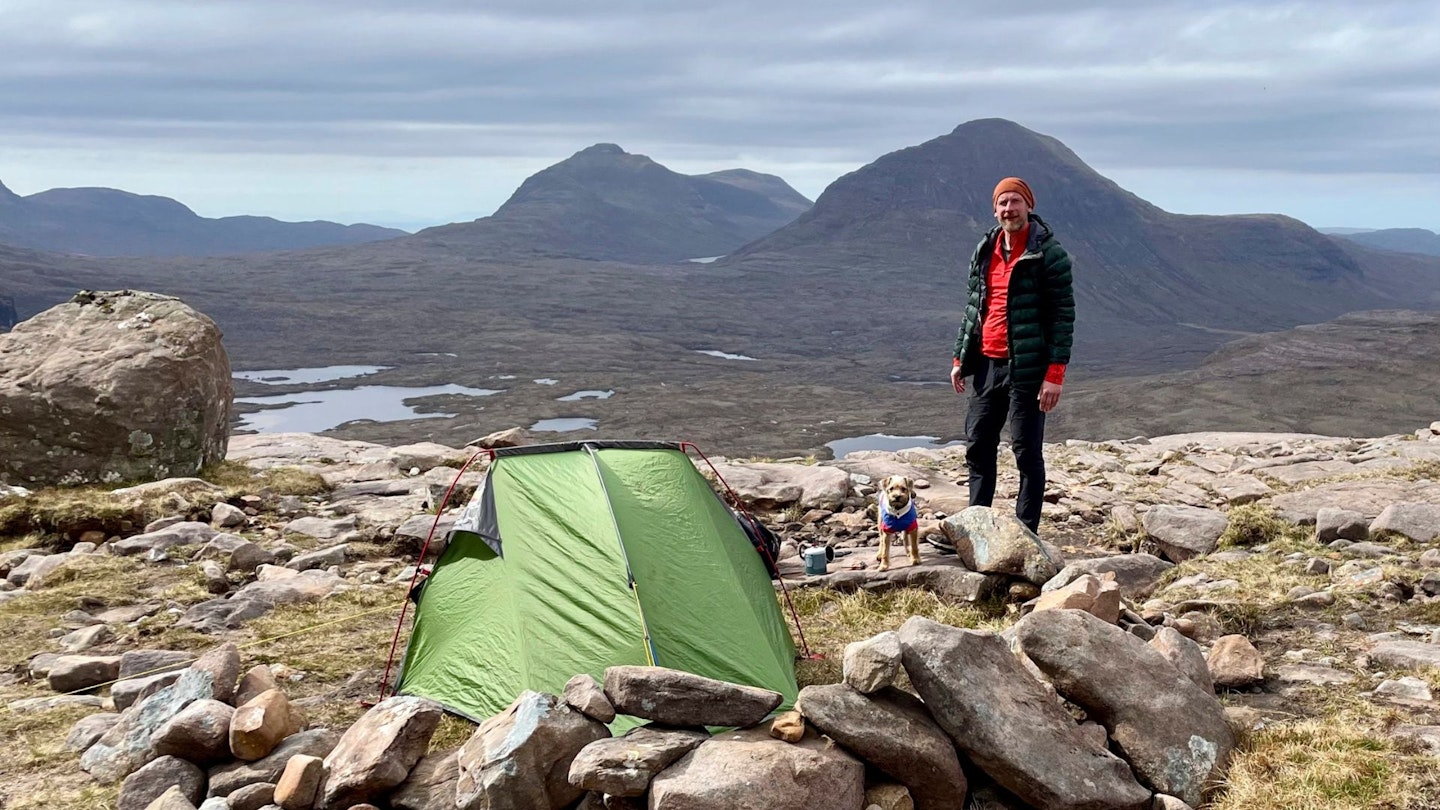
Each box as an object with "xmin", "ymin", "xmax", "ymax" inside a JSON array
[{"xmin": 994, "ymin": 191, "xmax": 1031, "ymax": 233}]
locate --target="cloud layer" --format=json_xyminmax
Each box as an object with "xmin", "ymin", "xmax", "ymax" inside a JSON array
[{"xmin": 1, "ymin": 0, "xmax": 1436, "ymax": 227}]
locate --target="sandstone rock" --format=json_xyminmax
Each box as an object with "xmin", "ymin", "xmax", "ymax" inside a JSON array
[
  {"xmin": 455, "ymin": 691, "xmax": 609, "ymax": 810},
  {"xmin": 603, "ymin": 665, "xmax": 783, "ymax": 728},
  {"xmin": 282, "ymin": 515, "xmax": 359, "ymax": 541},
  {"xmin": 0, "ymin": 291, "xmax": 231, "ymax": 486},
  {"xmin": 940, "ymin": 506, "xmax": 1062, "ymax": 585},
  {"xmin": 318, "ymin": 695, "xmax": 442, "ymax": 809},
  {"xmin": 708, "ymin": 462, "xmax": 851, "ymax": 509},
  {"xmin": 843, "ymin": 631, "xmax": 901, "ymax": 693},
  {"xmin": 564, "ymin": 673, "xmax": 616, "ymax": 724},
  {"xmin": 866, "ymin": 783, "xmax": 915, "ymax": 810},
  {"xmin": 48, "ymin": 654, "xmax": 122, "ymax": 693},
  {"xmin": 648, "ymin": 727, "xmax": 865, "ymax": 810},
  {"xmin": 112, "ymin": 522, "xmax": 219, "ymax": 556},
  {"xmin": 567, "ymin": 726, "xmax": 709, "ymax": 797},
  {"xmin": 770, "ymin": 709, "xmax": 805, "ymax": 741},
  {"xmin": 119, "ymin": 755, "xmax": 205, "ymax": 810},
  {"xmin": 231, "ymin": 689, "xmax": 297, "ymax": 761},
  {"xmin": 5, "ymin": 551, "xmax": 73, "ymax": 588},
  {"xmin": 897, "ymin": 617, "xmax": 1149, "ymax": 810},
  {"xmin": 474, "ymin": 427, "xmax": 531, "ymax": 449},
  {"xmin": 143, "ymin": 786, "xmax": 201, "ymax": 810},
  {"xmin": 66, "ymin": 712, "xmax": 122, "ymax": 753},
  {"xmin": 236, "ymin": 665, "xmax": 280, "ymax": 707},
  {"xmin": 1153, "ymin": 796, "xmax": 1195, "ymax": 810},
  {"xmin": 208, "ymin": 729, "xmax": 340, "ymax": 797},
  {"xmin": 1370, "ymin": 503, "xmax": 1440, "ymax": 543},
  {"xmin": 1274, "ymin": 664, "xmax": 1354, "ymax": 686},
  {"xmin": 387, "ymin": 747, "xmax": 459, "ymax": 810},
  {"xmin": 1315, "ymin": 507, "xmax": 1369, "ymax": 543},
  {"xmin": 276, "ymin": 754, "xmax": 324, "ymax": 810},
  {"xmin": 1375, "ymin": 675, "xmax": 1433, "ymax": 702},
  {"xmin": 227, "ymin": 781, "xmax": 276, "ymax": 810},
  {"xmin": 798, "ymin": 684, "xmax": 966, "ymax": 810},
  {"xmin": 285, "ymin": 544, "xmax": 348, "ymax": 572},
  {"xmin": 1015, "ymin": 609, "xmax": 1234, "ymax": 806},
  {"xmin": 1148, "ymin": 627, "xmax": 1214, "ymax": 693},
  {"xmin": 1208, "ymin": 635, "xmax": 1265, "ymax": 689},
  {"xmin": 1144, "ymin": 505, "xmax": 1229, "ymax": 563},
  {"xmin": 213, "ymin": 502, "xmax": 248, "ymax": 528},
  {"xmin": 197, "ymin": 534, "xmax": 275, "ymax": 572},
  {"xmin": 8, "ymin": 694, "xmax": 105, "ymax": 713},
  {"xmin": 120, "ymin": 649, "xmax": 196, "ymax": 680},
  {"xmin": 1211, "ymin": 475, "xmax": 1274, "ymax": 506},
  {"xmin": 200, "ymin": 559, "xmax": 229, "ymax": 594},
  {"xmin": 114, "ymin": 672, "xmax": 185, "ymax": 711},
  {"xmin": 153, "ymin": 699, "xmax": 235, "ymax": 764},
  {"xmin": 1043, "ymin": 554, "xmax": 1173, "ymax": 599},
  {"xmin": 1370, "ymin": 640, "xmax": 1440, "ymax": 670}
]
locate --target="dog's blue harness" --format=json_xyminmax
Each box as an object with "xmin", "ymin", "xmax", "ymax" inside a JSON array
[{"xmin": 880, "ymin": 501, "xmax": 918, "ymax": 533}]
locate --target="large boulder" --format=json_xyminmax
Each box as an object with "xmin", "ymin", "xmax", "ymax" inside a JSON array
[
  {"xmin": 455, "ymin": 691, "xmax": 609, "ymax": 810},
  {"xmin": 318, "ymin": 696, "xmax": 442, "ymax": 809},
  {"xmin": 1370, "ymin": 503, "xmax": 1440, "ymax": 543},
  {"xmin": 0, "ymin": 290, "xmax": 231, "ymax": 486},
  {"xmin": 567, "ymin": 726, "xmax": 709, "ymax": 797},
  {"xmin": 940, "ymin": 506, "xmax": 1062, "ymax": 585},
  {"xmin": 603, "ymin": 665, "xmax": 783, "ymax": 728},
  {"xmin": 1144, "ymin": 505, "xmax": 1229, "ymax": 563},
  {"xmin": 648, "ymin": 727, "xmax": 866, "ymax": 810},
  {"xmin": 1014, "ymin": 609, "xmax": 1235, "ymax": 807},
  {"xmin": 797, "ymin": 684, "xmax": 967, "ymax": 810},
  {"xmin": 152, "ymin": 699, "xmax": 235, "ymax": 764},
  {"xmin": 896, "ymin": 617, "xmax": 1149, "ymax": 810}
]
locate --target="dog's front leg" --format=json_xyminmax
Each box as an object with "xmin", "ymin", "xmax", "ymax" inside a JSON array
[{"xmin": 876, "ymin": 532, "xmax": 891, "ymax": 571}]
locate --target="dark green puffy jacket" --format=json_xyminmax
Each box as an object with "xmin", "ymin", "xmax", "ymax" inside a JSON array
[{"xmin": 952, "ymin": 214, "xmax": 1075, "ymax": 391}]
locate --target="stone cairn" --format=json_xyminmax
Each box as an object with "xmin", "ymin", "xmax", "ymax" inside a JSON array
[{"xmin": 54, "ymin": 585, "xmax": 1240, "ymax": 810}]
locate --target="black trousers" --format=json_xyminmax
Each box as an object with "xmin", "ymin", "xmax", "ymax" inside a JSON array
[{"xmin": 964, "ymin": 356, "xmax": 1047, "ymax": 533}]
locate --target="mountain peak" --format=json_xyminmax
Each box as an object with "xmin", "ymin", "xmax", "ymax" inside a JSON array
[
  {"xmin": 0, "ymin": 179, "xmax": 19, "ymax": 204},
  {"xmin": 574, "ymin": 143, "xmax": 628, "ymax": 157}
]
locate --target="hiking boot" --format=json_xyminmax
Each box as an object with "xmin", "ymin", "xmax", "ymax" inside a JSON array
[{"xmin": 926, "ymin": 534, "xmax": 956, "ymax": 555}]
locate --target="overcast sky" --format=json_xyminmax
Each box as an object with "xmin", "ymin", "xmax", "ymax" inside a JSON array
[{"xmin": 2, "ymin": 0, "xmax": 1437, "ymax": 231}]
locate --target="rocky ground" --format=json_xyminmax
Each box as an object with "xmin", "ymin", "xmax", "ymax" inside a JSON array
[{"xmin": 2, "ymin": 422, "xmax": 1440, "ymax": 809}]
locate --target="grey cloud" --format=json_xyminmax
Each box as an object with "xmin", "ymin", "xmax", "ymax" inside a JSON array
[{"xmin": 0, "ymin": 0, "xmax": 1437, "ymax": 182}]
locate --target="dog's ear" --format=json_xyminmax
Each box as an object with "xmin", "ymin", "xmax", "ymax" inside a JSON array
[{"xmin": 903, "ymin": 476, "xmax": 914, "ymax": 495}]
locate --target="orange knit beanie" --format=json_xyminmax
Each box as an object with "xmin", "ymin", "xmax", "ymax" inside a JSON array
[{"xmin": 992, "ymin": 177, "xmax": 1035, "ymax": 209}]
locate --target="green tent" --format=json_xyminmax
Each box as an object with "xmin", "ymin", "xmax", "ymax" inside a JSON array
[{"xmin": 396, "ymin": 440, "xmax": 798, "ymax": 721}]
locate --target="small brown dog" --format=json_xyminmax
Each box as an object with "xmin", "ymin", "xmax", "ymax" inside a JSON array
[{"xmin": 876, "ymin": 475, "xmax": 921, "ymax": 571}]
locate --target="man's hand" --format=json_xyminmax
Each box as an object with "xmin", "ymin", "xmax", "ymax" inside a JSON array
[
  {"xmin": 1038, "ymin": 381, "xmax": 1062, "ymax": 413},
  {"xmin": 950, "ymin": 366, "xmax": 965, "ymax": 394}
]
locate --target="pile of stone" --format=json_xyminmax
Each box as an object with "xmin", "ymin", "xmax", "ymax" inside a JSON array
[
  {"xmin": 53, "ymin": 592, "xmax": 1248, "ymax": 810},
  {"xmin": 56, "ymin": 639, "xmax": 435, "ymax": 810}
]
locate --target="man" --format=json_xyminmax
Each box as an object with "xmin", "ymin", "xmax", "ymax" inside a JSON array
[{"xmin": 949, "ymin": 177, "xmax": 1074, "ymax": 535}]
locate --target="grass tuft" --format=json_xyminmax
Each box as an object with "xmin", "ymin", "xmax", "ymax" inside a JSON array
[
  {"xmin": 1220, "ymin": 504, "xmax": 1309, "ymax": 549},
  {"xmin": 786, "ymin": 587, "xmax": 1009, "ymax": 686},
  {"xmin": 201, "ymin": 460, "xmax": 331, "ymax": 498},
  {"xmin": 1213, "ymin": 713, "xmax": 1438, "ymax": 810}
]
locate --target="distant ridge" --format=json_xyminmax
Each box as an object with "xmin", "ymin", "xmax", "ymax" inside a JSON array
[
  {"xmin": 1333, "ymin": 227, "xmax": 1440, "ymax": 257},
  {"xmin": 415, "ymin": 144, "xmax": 812, "ymax": 263},
  {"xmin": 0, "ymin": 182, "xmax": 406, "ymax": 257}
]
